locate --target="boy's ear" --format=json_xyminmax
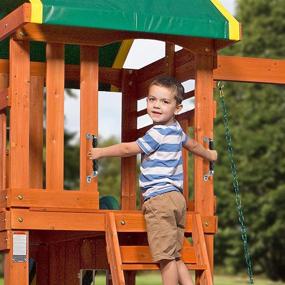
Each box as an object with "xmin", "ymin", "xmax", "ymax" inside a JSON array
[{"xmin": 175, "ymin": 104, "xmax": 183, "ymax": 115}]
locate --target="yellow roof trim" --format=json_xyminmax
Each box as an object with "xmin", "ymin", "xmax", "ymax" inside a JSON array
[
  {"xmin": 112, "ymin": 40, "xmax": 134, "ymax": 68},
  {"xmin": 210, "ymin": 0, "xmax": 241, "ymax": 41},
  {"xmin": 29, "ymin": 0, "xmax": 43, "ymax": 24},
  {"xmin": 111, "ymin": 39, "xmax": 134, "ymax": 91}
]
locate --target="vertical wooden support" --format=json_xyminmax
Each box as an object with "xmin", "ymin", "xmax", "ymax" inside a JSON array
[
  {"xmin": 46, "ymin": 43, "xmax": 65, "ymax": 190},
  {"xmin": 121, "ymin": 70, "xmax": 137, "ymax": 210},
  {"xmin": 80, "ymin": 46, "xmax": 99, "ymax": 199},
  {"xmin": 30, "ymin": 76, "xmax": 44, "ymax": 188},
  {"xmin": 36, "ymin": 244, "xmax": 49, "ymax": 285},
  {"xmin": 165, "ymin": 42, "xmax": 175, "ymax": 76},
  {"xmin": 194, "ymin": 51, "xmax": 215, "ymax": 279},
  {"xmin": 0, "ymin": 73, "xmax": 8, "ymax": 191},
  {"xmin": 49, "ymin": 242, "xmax": 66, "ymax": 285},
  {"xmin": 9, "ymin": 38, "xmax": 30, "ymax": 189},
  {"xmin": 6, "ymin": 39, "xmax": 30, "ymax": 285}
]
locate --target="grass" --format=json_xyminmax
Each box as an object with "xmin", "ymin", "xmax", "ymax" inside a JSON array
[{"xmin": 0, "ymin": 273, "xmax": 284, "ymax": 284}]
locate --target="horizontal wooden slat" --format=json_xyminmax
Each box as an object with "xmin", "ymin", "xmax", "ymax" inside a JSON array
[
  {"xmin": 122, "ymin": 263, "xmax": 207, "ymax": 271},
  {"xmin": 121, "ymin": 245, "xmax": 196, "ymax": 264},
  {"xmin": 8, "ymin": 188, "xmax": 99, "ymax": 209},
  {"xmin": 215, "ymin": 55, "xmax": 285, "ymax": 85},
  {"xmin": 114, "ymin": 211, "xmax": 217, "ymax": 234},
  {"xmin": 10, "ymin": 208, "xmax": 105, "ymax": 231}
]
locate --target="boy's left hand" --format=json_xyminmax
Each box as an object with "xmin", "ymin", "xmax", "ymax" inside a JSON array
[{"xmin": 87, "ymin": 148, "xmax": 99, "ymax": 160}]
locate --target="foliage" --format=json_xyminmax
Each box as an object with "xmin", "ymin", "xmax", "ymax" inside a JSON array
[{"xmin": 214, "ymin": 0, "xmax": 285, "ymax": 280}]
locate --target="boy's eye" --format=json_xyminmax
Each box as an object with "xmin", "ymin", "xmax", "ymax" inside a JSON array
[
  {"xmin": 163, "ymin": 100, "xmax": 170, "ymax": 104},
  {"xmin": 148, "ymin": 97, "xmax": 155, "ymax": 101}
]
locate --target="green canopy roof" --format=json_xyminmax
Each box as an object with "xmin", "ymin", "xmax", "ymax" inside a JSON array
[
  {"xmin": 0, "ymin": 0, "xmax": 240, "ymax": 41},
  {"xmin": 30, "ymin": 0, "xmax": 240, "ymax": 41}
]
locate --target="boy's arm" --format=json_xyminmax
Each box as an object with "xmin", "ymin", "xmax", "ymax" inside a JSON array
[
  {"xmin": 88, "ymin": 141, "xmax": 142, "ymax": 160},
  {"xmin": 183, "ymin": 138, "xmax": 217, "ymax": 161}
]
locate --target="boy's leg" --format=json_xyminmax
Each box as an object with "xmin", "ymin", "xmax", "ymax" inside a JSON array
[
  {"xmin": 160, "ymin": 259, "xmax": 179, "ymax": 285},
  {"xmin": 176, "ymin": 259, "xmax": 194, "ymax": 285}
]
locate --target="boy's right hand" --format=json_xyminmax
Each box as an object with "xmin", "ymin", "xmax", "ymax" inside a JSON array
[{"xmin": 208, "ymin": 150, "xmax": 218, "ymax": 162}]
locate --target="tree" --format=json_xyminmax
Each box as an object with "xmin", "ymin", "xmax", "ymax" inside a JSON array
[{"xmin": 214, "ymin": 0, "xmax": 285, "ymax": 280}]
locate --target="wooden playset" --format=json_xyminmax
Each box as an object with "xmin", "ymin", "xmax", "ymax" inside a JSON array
[{"xmin": 0, "ymin": 1, "xmax": 284, "ymax": 284}]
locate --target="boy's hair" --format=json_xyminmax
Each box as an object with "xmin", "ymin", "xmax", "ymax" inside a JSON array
[{"xmin": 149, "ymin": 76, "xmax": 184, "ymax": 104}]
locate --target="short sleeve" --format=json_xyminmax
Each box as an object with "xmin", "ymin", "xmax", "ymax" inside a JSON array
[
  {"xmin": 182, "ymin": 131, "xmax": 189, "ymax": 145},
  {"xmin": 136, "ymin": 127, "xmax": 163, "ymax": 155}
]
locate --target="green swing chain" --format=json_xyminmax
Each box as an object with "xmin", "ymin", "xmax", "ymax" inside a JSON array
[{"xmin": 217, "ymin": 82, "xmax": 254, "ymax": 284}]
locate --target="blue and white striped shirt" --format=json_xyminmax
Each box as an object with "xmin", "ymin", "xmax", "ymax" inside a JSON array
[{"xmin": 136, "ymin": 121, "xmax": 188, "ymax": 201}]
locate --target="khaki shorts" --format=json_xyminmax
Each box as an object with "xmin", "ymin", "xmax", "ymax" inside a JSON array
[{"xmin": 142, "ymin": 191, "xmax": 186, "ymax": 262}]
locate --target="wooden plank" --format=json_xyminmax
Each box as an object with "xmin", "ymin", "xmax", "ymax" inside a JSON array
[
  {"xmin": 215, "ymin": 55, "xmax": 285, "ymax": 85},
  {"xmin": 1, "ymin": 59, "xmax": 122, "ymax": 87},
  {"xmin": 8, "ymin": 188, "xmax": 99, "ymax": 209},
  {"xmin": 45, "ymin": 43, "xmax": 65, "ymax": 190},
  {"xmin": 10, "ymin": 208, "xmax": 105, "ymax": 231},
  {"xmin": 4, "ymin": 231, "xmax": 29, "ymax": 285},
  {"xmin": 121, "ymin": 245, "xmax": 196, "ymax": 264},
  {"xmin": 165, "ymin": 43, "xmax": 175, "ymax": 76},
  {"xmin": 80, "ymin": 46, "xmax": 99, "ymax": 196},
  {"xmin": 0, "ymin": 3, "xmax": 31, "ymax": 41},
  {"xmin": 29, "ymin": 76, "xmax": 44, "ymax": 188},
  {"xmin": 121, "ymin": 70, "xmax": 137, "ymax": 210},
  {"xmin": 0, "ymin": 74, "xmax": 8, "ymax": 192},
  {"xmin": 105, "ymin": 212, "xmax": 125, "ymax": 285},
  {"xmin": 9, "ymin": 39, "xmax": 30, "ymax": 189},
  {"xmin": 65, "ymin": 240, "xmax": 80, "ymax": 285},
  {"xmin": 113, "ymin": 212, "xmax": 217, "ymax": 234},
  {"xmin": 194, "ymin": 52, "xmax": 215, "ymax": 276}
]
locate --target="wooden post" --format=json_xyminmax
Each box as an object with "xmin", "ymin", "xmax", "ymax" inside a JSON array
[
  {"xmin": 0, "ymin": 73, "xmax": 8, "ymax": 191},
  {"xmin": 194, "ymin": 51, "xmax": 215, "ymax": 280},
  {"xmin": 5, "ymin": 38, "xmax": 30, "ymax": 285},
  {"xmin": 30, "ymin": 75, "xmax": 44, "ymax": 188},
  {"xmin": 121, "ymin": 70, "xmax": 137, "ymax": 210},
  {"xmin": 45, "ymin": 43, "xmax": 65, "ymax": 190},
  {"xmin": 80, "ymin": 45, "xmax": 99, "ymax": 199}
]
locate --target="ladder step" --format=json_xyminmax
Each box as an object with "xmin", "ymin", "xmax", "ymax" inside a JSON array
[
  {"xmin": 120, "ymin": 245, "xmax": 196, "ymax": 264},
  {"xmin": 122, "ymin": 263, "xmax": 207, "ymax": 271}
]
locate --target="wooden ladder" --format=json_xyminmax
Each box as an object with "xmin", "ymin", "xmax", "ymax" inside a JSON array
[{"xmin": 105, "ymin": 212, "xmax": 213, "ymax": 285}]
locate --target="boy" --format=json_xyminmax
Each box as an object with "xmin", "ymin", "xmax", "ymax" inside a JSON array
[{"xmin": 88, "ymin": 76, "xmax": 217, "ymax": 285}]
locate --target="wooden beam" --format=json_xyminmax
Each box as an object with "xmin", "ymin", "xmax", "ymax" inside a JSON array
[
  {"xmin": 80, "ymin": 45, "xmax": 99, "ymax": 198},
  {"xmin": 0, "ymin": 4, "xmax": 30, "ymax": 41},
  {"xmin": 45, "ymin": 43, "xmax": 65, "ymax": 190},
  {"xmin": 7, "ymin": 188, "xmax": 99, "ymax": 209},
  {"xmin": 0, "ymin": 59, "xmax": 122, "ymax": 88},
  {"xmin": 194, "ymin": 52, "xmax": 215, "ymax": 276},
  {"xmin": 29, "ymin": 76, "xmax": 44, "ymax": 188},
  {"xmin": 215, "ymin": 55, "xmax": 285, "ymax": 85},
  {"xmin": 9, "ymin": 39, "xmax": 30, "ymax": 189},
  {"xmin": 121, "ymin": 70, "xmax": 138, "ymax": 210}
]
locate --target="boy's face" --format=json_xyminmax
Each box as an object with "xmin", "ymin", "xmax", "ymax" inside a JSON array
[{"xmin": 147, "ymin": 84, "xmax": 182, "ymax": 125}]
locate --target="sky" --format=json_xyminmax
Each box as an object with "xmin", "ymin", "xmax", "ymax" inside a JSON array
[{"xmin": 64, "ymin": 0, "xmax": 236, "ymax": 141}]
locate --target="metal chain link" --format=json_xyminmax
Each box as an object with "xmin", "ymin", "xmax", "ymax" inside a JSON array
[{"xmin": 217, "ymin": 82, "xmax": 254, "ymax": 284}]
